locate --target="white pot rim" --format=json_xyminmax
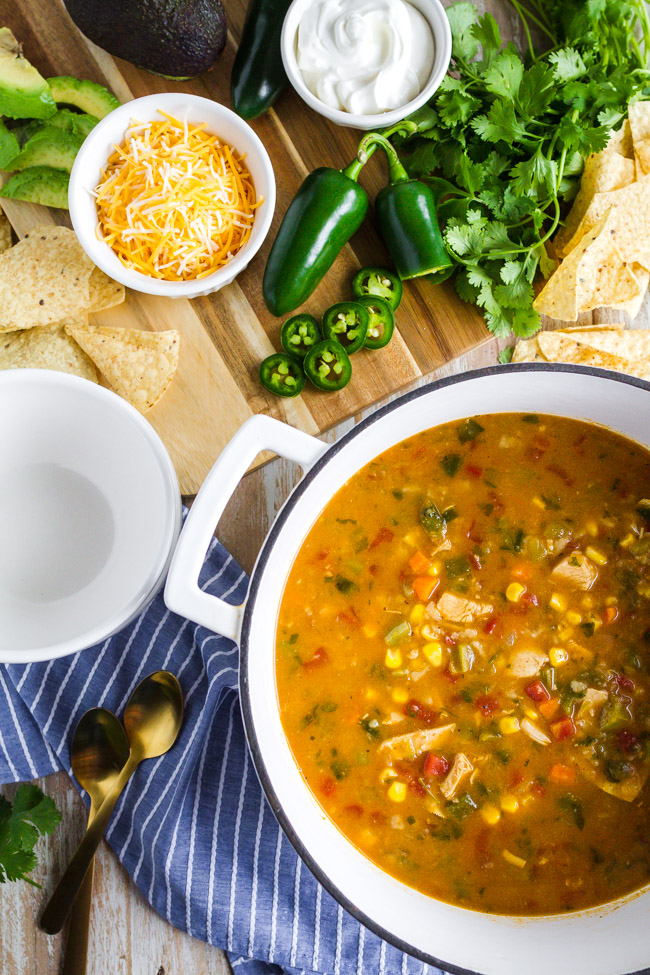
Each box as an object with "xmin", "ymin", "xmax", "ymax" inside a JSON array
[{"xmin": 238, "ymin": 363, "xmax": 650, "ymax": 975}]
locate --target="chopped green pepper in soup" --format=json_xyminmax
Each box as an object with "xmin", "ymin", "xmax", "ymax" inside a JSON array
[{"xmin": 275, "ymin": 414, "xmax": 650, "ymax": 915}]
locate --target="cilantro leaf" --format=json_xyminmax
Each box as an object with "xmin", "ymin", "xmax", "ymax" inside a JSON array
[
  {"xmin": 446, "ymin": 2, "xmax": 480, "ymax": 63},
  {"xmin": 437, "ymin": 77, "xmax": 481, "ymax": 127},
  {"xmin": 471, "ymin": 101, "xmax": 531, "ymax": 145},
  {"xmin": 509, "ymin": 149, "xmax": 557, "ymax": 197},
  {"xmin": 549, "ymin": 48, "xmax": 587, "ymax": 82},
  {"xmin": 457, "ymin": 154, "xmax": 485, "ymax": 194},
  {"xmin": 0, "ymin": 785, "xmax": 60, "ymax": 886},
  {"xmin": 517, "ymin": 63, "xmax": 556, "ymax": 118},
  {"xmin": 498, "ymin": 347, "xmax": 514, "ymax": 364},
  {"xmin": 484, "ymin": 47, "xmax": 524, "ymax": 101},
  {"xmin": 472, "ymin": 12, "xmax": 501, "ymax": 69}
]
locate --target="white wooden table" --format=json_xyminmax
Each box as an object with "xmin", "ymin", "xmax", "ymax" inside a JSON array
[{"xmin": 1, "ymin": 0, "xmax": 646, "ymax": 968}]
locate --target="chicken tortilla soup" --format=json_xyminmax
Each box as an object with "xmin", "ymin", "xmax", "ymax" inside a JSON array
[{"xmin": 275, "ymin": 414, "xmax": 650, "ymax": 915}]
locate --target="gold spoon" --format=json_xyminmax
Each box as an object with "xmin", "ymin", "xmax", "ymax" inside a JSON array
[
  {"xmin": 40, "ymin": 671, "xmax": 184, "ymax": 935},
  {"xmin": 61, "ymin": 709, "xmax": 129, "ymax": 975}
]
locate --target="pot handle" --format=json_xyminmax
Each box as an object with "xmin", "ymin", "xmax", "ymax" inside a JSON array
[{"xmin": 164, "ymin": 414, "xmax": 328, "ymax": 641}]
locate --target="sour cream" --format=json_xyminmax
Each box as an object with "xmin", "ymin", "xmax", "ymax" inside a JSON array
[{"xmin": 295, "ymin": 0, "xmax": 434, "ymax": 116}]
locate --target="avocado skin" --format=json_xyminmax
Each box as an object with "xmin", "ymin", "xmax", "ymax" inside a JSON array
[{"xmin": 63, "ymin": 0, "xmax": 227, "ymax": 78}]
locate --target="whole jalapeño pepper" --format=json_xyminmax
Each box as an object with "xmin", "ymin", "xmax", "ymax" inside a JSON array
[
  {"xmin": 358, "ymin": 132, "xmax": 452, "ymax": 281},
  {"xmin": 231, "ymin": 0, "xmax": 292, "ymax": 119},
  {"xmin": 263, "ymin": 158, "xmax": 369, "ymax": 317}
]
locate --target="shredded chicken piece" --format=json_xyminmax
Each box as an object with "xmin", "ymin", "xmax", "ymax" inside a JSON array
[
  {"xmin": 432, "ymin": 538, "xmax": 452, "ymax": 556},
  {"xmin": 551, "ymin": 551, "xmax": 599, "ymax": 590},
  {"xmin": 576, "ymin": 688, "xmax": 608, "ymax": 726},
  {"xmin": 436, "ymin": 592, "xmax": 493, "ymax": 624},
  {"xmin": 521, "ymin": 717, "xmax": 551, "ymax": 745},
  {"xmin": 380, "ymin": 723, "xmax": 455, "ymax": 762},
  {"xmin": 508, "ymin": 648, "xmax": 548, "ymax": 678},
  {"xmin": 382, "ymin": 711, "xmax": 406, "ymax": 725},
  {"xmin": 440, "ymin": 752, "xmax": 474, "ymax": 799}
]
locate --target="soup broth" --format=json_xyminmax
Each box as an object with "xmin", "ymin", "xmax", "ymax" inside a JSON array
[{"xmin": 275, "ymin": 414, "xmax": 650, "ymax": 915}]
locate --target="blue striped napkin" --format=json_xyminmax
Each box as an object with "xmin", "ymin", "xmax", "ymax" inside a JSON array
[{"xmin": 0, "ymin": 532, "xmax": 440, "ymax": 975}]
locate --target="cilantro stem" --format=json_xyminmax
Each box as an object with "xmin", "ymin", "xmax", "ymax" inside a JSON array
[
  {"xmin": 507, "ymin": 0, "xmax": 536, "ymax": 62},
  {"xmin": 506, "ymin": 0, "xmax": 556, "ymax": 46},
  {"xmin": 632, "ymin": 0, "xmax": 650, "ymax": 66}
]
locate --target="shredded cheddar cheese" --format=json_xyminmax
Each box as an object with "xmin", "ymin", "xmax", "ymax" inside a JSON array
[{"xmin": 94, "ymin": 112, "xmax": 260, "ymax": 281}]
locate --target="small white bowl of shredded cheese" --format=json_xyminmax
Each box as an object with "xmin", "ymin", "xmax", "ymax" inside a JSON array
[
  {"xmin": 69, "ymin": 93, "xmax": 276, "ymax": 298},
  {"xmin": 281, "ymin": 0, "xmax": 451, "ymax": 130}
]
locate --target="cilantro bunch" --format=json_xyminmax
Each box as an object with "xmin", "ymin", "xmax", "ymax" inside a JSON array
[
  {"xmin": 0, "ymin": 784, "xmax": 61, "ymax": 885},
  {"xmin": 395, "ymin": 0, "xmax": 650, "ymax": 336}
]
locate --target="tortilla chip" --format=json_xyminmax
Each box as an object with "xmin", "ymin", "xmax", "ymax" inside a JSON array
[
  {"xmin": 629, "ymin": 100, "xmax": 650, "ymax": 146},
  {"xmin": 537, "ymin": 332, "xmax": 632, "ymax": 374},
  {"xmin": 554, "ymin": 152, "xmax": 635, "ymax": 255},
  {"xmin": 561, "ymin": 175, "xmax": 650, "ymax": 268},
  {"xmin": 0, "ymin": 320, "xmax": 98, "ymax": 381},
  {"xmin": 89, "ymin": 266, "xmax": 125, "ymax": 312},
  {"xmin": 64, "ymin": 324, "xmax": 180, "ymax": 413},
  {"xmin": 0, "ymin": 207, "xmax": 12, "ymax": 254},
  {"xmin": 534, "ymin": 211, "xmax": 636, "ymax": 321},
  {"xmin": 609, "ymin": 263, "xmax": 650, "ymax": 318},
  {"xmin": 511, "ymin": 336, "xmax": 546, "ymax": 362},
  {"xmin": 606, "ymin": 119, "xmax": 634, "ymax": 159},
  {"xmin": 560, "ymin": 324, "xmax": 622, "ymax": 332},
  {"xmin": 511, "ymin": 326, "xmax": 625, "ymax": 364},
  {"xmin": 634, "ymin": 139, "xmax": 650, "ymax": 176},
  {"xmin": 0, "ymin": 226, "xmax": 93, "ymax": 332},
  {"xmin": 549, "ymin": 328, "xmax": 650, "ymax": 380},
  {"xmin": 578, "ymin": 244, "xmax": 640, "ymax": 315}
]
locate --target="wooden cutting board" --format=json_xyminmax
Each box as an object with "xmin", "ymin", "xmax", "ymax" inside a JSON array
[{"xmin": 2, "ymin": 0, "xmax": 490, "ymax": 495}]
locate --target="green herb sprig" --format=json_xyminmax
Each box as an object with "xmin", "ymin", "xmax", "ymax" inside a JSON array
[
  {"xmin": 395, "ymin": 0, "xmax": 650, "ymax": 336},
  {"xmin": 0, "ymin": 784, "xmax": 61, "ymax": 886}
]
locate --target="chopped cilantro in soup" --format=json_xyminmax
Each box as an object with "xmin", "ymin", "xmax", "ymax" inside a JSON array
[{"xmin": 275, "ymin": 414, "xmax": 650, "ymax": 915}]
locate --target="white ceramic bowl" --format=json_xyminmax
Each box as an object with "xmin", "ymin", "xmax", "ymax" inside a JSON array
[
  {"xmin": 68, "ymin": 93, "xmax": 276, "ymax": 298},
  {"xmin": 281, "ymin": 0, "xmax": 451, "ymax": 130},
  {"xmin": 0, "ymin": 370, "xmax": 181, "ymax": 663},
  {"xmin": 166, "ymin": 365, "xmax": 650, "ymax": 975}
]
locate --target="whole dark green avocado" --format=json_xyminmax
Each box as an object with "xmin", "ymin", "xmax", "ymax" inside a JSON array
[{"xmin": 63, "ymin": 0, "xmax": 227, "ymax": 80}]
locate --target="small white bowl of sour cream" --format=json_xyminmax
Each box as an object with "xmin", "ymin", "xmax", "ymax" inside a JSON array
[{"xmin": 281, "ymin": 0, "xmax": 451, "ymax": 130}]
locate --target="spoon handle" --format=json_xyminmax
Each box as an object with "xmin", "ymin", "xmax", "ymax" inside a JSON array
[
  {"xmin": 40, "ymin": 754, "xmax": 138, "ymax": 935},
  {"xmin": 60, "ymin": 805, "xmax": 97, "ymax": 975}
]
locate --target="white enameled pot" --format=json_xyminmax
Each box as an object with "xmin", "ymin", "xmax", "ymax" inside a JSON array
[{"xmin": 165, "ymin": 365, "xmax": 650, "ymax": 975}]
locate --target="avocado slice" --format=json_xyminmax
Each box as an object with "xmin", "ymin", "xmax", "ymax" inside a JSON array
[
  {"xmin": 0, "ymin": 119, "xmax": 20, "ymax": 168},
  {"xmin": 0, "ymin": 29, "xmax": 56, "ymax": 119},
  {"xmin": 47, "ymin": 77, "xmax": 119, "ymax": 120},
  {"xmin": 0, "ymin": 166, "xmax": 69, "ymax": 209},
  {"xmin": 49, "ymin": 108, "xmax": 99, "ymax": 140},
  {"xmin": 5, "ymin": 117, "xmax": 42, "ymax": 148},
  {"xmin": 5, "ymin": 126, "xmax": 83, "ymax": 174},
  {"xmin": 61, "ymin": 0, "xmax": 227, "ymax": 79},
  {"xmin": 8, "ymin": 109, "xmax": 98, "ymax": 150}
]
